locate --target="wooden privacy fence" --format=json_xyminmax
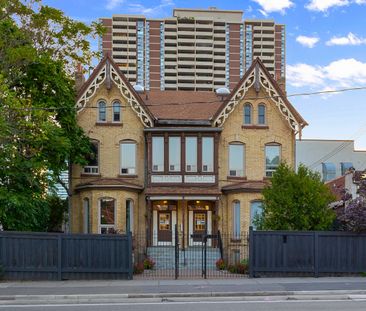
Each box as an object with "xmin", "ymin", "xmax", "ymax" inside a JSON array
[
  {"xmin": 249, "ymin": 228, "xmax": 366, "ymax": 277},
  {"xmin": 0, "ymin": 231, "xmax": 132, "ymax": 280}
]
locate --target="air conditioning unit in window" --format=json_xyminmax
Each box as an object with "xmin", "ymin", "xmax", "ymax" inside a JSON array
[
  {"xmin": 229, "ymin": 170, "xmax": 237, "ymax": 177},
  {"xmin": 153, "ymin": 165, "xmax": 159, "ymax": 171},
  {"xmin": 203, "ymin": 165, "xmax": 208, "ymax": 172},
  {"xmin": 170, "ymin": 165, "xmax": 175, "ymax": 171},
  {"xmin": 186, "ymin": 165, "xmax": 192, "ymax": 172},
  {"xmin": 121, "ymin": 168, "xmax": 129, "ymax": 174}
]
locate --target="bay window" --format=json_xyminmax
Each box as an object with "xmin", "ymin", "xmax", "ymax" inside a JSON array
[
  {"xmin": 185, "ymin": 137, "xmax": 197, "ymax": 172},
  {"xmin": 233, "ymin": 201, "xmax": 241, "ymax": 238},
  {"xmin": 202, "ymin": 137, "xmax": 214, "ymax": 172},
  {"xmin": 169, "ymin": 137, "xmax": 181, "ymax": 171},
  {"xmin": 99, "ymin": 198, "xmax": 115, "ymax": 234},
  {"xmin": 152, "ymin": 137, "xmax": 164, "ymax": 172}
]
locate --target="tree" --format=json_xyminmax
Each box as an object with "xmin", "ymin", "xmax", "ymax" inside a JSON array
[
  {"xmin": 337, "ymin": 178, "xmax": 366, "ymax": 232},
  {"xmin": 255, "ymin": 163, "xmax": 336, "ymax": 231},
  {"xmin": 0, "ymin": 0, "xmax": 103, "ymax": 230}
]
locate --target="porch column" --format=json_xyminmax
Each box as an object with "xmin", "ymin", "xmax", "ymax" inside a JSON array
[{"xmin": 147, "ymin": 198, "xmax": 152, "ymax": 247}]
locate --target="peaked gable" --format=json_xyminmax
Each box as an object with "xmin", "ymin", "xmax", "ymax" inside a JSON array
[
  {"xmin": 75, "ymin": 55, "xmax": 154, "ymax": 127},
  {"xmin": 213, "ymin": 59, "xmax": 307, "ymax": 133}
]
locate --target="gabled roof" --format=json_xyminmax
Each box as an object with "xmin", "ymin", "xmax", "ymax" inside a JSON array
[
  {"xmin": 213, "ymin": 58, "xmax": 307, "ymax": 133},
  {"xmin": 75, "ymin": 54, "xmax": 154, "ymax": 127}
]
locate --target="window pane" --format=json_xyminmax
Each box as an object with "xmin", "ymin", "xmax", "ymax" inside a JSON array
[
  {"xmin": 322, "ymin": 162, "xmax": 336, "ymax": 181},
  {"xmin": 250, "ymin": 201, "xmax": 263, "ymax": 230},
  {"xmin": 233, "ymin": 201, "xmax": 240, "ymax": 238},
  {"xmin": 121, "ymin": 142, "xmax": 136, "ymax": 174},
  {"xmin": 113, "ymin": 102, "xmax": 121, "ymax": 122},
  {"xmin": 244, "ymin": 104, "xmax": 251, "ymax": 124},
  {"xmin": 152, "ymin": 137, "xmax": 164, "ymax": 172},
  {"xmin": 126, "ymin": 200, "xmax": 133, "ymax": 233},
  {"xmin": 202, "ymin": 137, "xmax": 214, "ymax": 172},
  {"xmin": 169, "ymin": 137, "xmax": 181, "ymax": 171},
  {"xmin": 265, "ymin": 145, "xmax": 280, "ymax": 177},
  {"xmin": 341, "ymin": 162, "xmax": 353, "ymax": 175},
  {"xmin": 258, "ymin": 104, "xmax": 265, "ymax": 124},
  {"xmin": 100, "ymin": 199, "xmax": 115, "ymax": 225},
  {"xmin": 229, "ymin": 144, "xmax": 244, "ymax": 177},
  {"xmin": 98, "ymin": 101, "xmax": 106, "ymax": 122},
  {"xmin": 185, "ymin": 137, "xmax": 197, "ymax": 172}
]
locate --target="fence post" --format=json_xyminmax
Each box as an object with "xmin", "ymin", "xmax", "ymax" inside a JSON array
[
  {"xmin": 57, "ymin": 234, "xmax": 62, "ymax": 281},
  {"xmin": 174, "ymin": 225, "xmax": 179, "ymax": 280},
  {"xmin": 249, "ymin": 226, "xmax": 254, "ymax": 278},
  {"xmin": 314, "ymin": 231, "xmax": 319, "ymax": 278},
  {"xmin": 128, "ymin": 232, "xmax": 133, "ymax": 280}
]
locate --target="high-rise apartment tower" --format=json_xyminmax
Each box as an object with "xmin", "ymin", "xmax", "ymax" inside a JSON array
[{"xmin": 100, "ymin": 7, "xmax": 285, "ymax": 91}]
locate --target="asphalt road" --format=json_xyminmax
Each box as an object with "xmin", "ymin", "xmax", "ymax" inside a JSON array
[{"xmin": 1, "ymin": 300, "xmax": 366, "ymax": 311}]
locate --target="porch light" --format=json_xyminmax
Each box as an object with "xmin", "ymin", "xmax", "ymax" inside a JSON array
[
  {"xmin": 196, "ymin": 200, "xmax": 200, "ymax": 203},
  {"xmin": 163, "ymin": 200, "xmax": 168, "ymax": 204},
  {"xmin": 205, "ymin": 205, "xmax": 209, "ymax": 210}
]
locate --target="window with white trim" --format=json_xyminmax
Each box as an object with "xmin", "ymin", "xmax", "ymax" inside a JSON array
[
  {"xmin": 120, "ymin": 140, "xmax": 136, "ymax": 175},
  {"xmin": 258, "ymin": 104, "xmax": 266, "ymax": 125},
  {"xmin": 112, "ymin": 101, "xmax": 121, "ymax": 122},
  {"xmin": 233, "ymin": 201, "xmax": 241, "ymax": 238},
  {"xmin": 244, "ymin": 103, "xmax": 252, "ymax": 125},
  {"xmin": 169, "ymin": 137, "xmax": 181, "ymax": 172},
  {"xmin": 83, "ymin": 198, "xmax": 90, "ymax": 234},
  {"xmin": 202, "ymin": 137, "xmax": 214, "ymax": 172},
  {"xmin": 152, "ymin": 137, "xmax": 164, "ymax": 172},
  {"xmin": 265, "ymin": 144, "xmax": 280, "ymax": 177},
  {"xmin": 98, "ymin": 100, "xmax": 106, "ymax": 122},
  {"xmin": 250, "ymin": 201, "xmax": 263, "ymax": 230},
  {"xmin": 229, "ymin": 143, "xmax": 245, "ymax": 177},
  {"xmin": 185, "ymin": 137, "xmax": 197, "ymax": 172},
  {"xmin": 83, "ymin": 140, "xmax": 99, "ymax": 174},
  {"xmin": 99, "ymin": 198, "xmax": 115, "ymax": 234}
]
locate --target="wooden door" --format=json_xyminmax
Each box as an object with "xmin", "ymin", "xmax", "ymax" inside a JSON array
[
  {"xmin": 193, "ymin": 211, "xmax": 207, "ymax": 242},
  {"xmin": 157, "ymin": 211, "xmax": 172, "ymax": 242}
]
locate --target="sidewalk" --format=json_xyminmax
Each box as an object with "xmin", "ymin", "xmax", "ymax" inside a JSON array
[{"xmin": 1, "ymin": 277, "xmax": 366, "ymax": 297}]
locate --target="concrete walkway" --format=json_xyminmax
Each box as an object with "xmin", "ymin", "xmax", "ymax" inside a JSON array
[{"xmin": 1, "ymin": 277, "xmax": 366, "ymax": 297}]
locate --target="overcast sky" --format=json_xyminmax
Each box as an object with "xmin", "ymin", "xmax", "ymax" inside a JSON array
[{"xmin": 44, "ymin": 0, "xmax": 366, "ymax": 149}]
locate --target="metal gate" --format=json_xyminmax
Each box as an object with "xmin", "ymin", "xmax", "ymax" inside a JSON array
[{"xmin": 134, "ymin": 226, "xmax": 249, "ymax": 279}]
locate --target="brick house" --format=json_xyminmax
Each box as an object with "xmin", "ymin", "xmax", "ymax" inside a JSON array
[{"xmin": 71, "ymin": 54, "xmax": 307, "ymax": 247}]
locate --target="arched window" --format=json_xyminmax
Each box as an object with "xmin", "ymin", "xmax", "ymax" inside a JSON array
[
  {"xmin": 233, "ymin": 201, "xmax": 241, "ymax": 238},
  {"xmin": 243, "ymin": 103, "xmax": 252, "ymax": 125},
  {"xmin": 258, "ymin": 104, "xmax": 266, "ymax": 125},
  {"xmin": 112, "ymin": 101, "xmax": 121, "ymax": 122},
  {"xmin": 99, "ymin": 197, "xmax": 116, "ymax": 234},
  {"xmin": 250, "ymin": 201, "xmax": 263, "ymax": 230},
  {"xmin": 83, "ymin": 198, "xmax": 90, "ymax": 234},
  {"xmin": 98, "ymin": 100, "xmax": 107, "ymax": 122},
  {"xmin": 265, "ymin": 143, "xmax": 281, "ymax": 177},
  {"xmin": 229, "ymin": 142, "xmax": 245, "ymax": 177},
  {"xmin": 120, "ymin": 140, "xmax": 137, "ymax": 175},
  {"xmin": 126, "ymin": 199, "xmax": 134, "ymax": 233},
  {"xmin": 83, "ymin": 140, "xmax": 99, "ymax": 174}
]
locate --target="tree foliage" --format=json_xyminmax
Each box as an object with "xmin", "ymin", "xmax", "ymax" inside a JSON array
[
  {"xmin": 256, "ymin": 163, "xmax": 336, "ymax": 231},
  {"xmin": 0, "ymin": 0, "xmax": 103, "ymax": 230},
  {"xmin": 337, "ymin": 178, "xmax": 366, "ymax": 232}
]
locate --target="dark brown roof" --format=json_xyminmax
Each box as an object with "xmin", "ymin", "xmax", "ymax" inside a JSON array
[
  {"xmin": 146, "ymin": 186, "xmax": 221, "ymax": 196},
  {"xmin": 75, "ymin": 178, "xmax": 144, "ymax": 192},
  {"xmin": 143, "ymin": 91, "xmax": 224, "ymax": 121},
  {"xmin": 221, "ymin": 180, "xmax": 268, "ymax": 193},
  {"xmin": 325, "ymin": 175, "xmax": 346, "ymax": 201}
]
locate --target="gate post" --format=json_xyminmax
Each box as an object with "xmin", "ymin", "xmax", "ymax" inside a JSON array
[
  {"xmin": 249, "ymin": 226, "xmax": 254, "ymax": 278},
  {"xmin": 314, "ymin": 231, "xmax": 319, "ymax": 278},
  {"xmin": 175, "ymin": 224, "xmax": 179, "ymax": 279}
]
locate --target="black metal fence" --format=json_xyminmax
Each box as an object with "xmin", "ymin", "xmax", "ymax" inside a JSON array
[
  {"xmin": 0, "ymin": 231, "xmax": 132, "ymax": 280},
  {"xmin": 133, "ymin": 228, "xmax": 249, "ymax": 279},
  {"xmin": 249, "ymin": 228, "xmax": 366, "ymax": 277}
]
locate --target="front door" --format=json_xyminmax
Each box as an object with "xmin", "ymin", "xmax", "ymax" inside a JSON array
[
  {"xmin": 157, "ymin": 211, "xmax": 172, "ymax": 243},
  {"xmin": 193, "ymin": 211, "xmax": 207, "ymax": 242}
]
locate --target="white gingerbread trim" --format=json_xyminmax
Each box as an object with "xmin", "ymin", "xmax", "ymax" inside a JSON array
[
  {"xmin": 76, "ymin": 62, "xmax": 153, "ymax": 127},
  {"xmin": 214, "ymin": 65, "xmax": 300, "ymax": 132},
  {"xmin": 214, "ymin": 70, "xmax": 255, "ymax": 126},
  {"xmin": 109, "ymin": 66, "xmax": 153, "ymax": 127},
  {"xmin": 258, "ymin": 68, "xmax": 299, "ymax": 132},
  {"xmin": 76, "ymin": 65, "xmax": 106, "ymax": 112}
]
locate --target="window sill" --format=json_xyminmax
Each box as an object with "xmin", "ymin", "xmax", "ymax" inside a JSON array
[
  {"xmin": 227, "ymin": 176, "xmax": 247, "ymax": 181},
  {"xmin": 118, "ymin": 174, "xmax": 138, "ymax": 178},
  {"xmin": 242, "ymin": 125, "xmax": 269, "ymax": 130},
  {"xmin": 81, "ymin": 173, "xmax": 101, "ymax": 177},
  {"xmin": 95, "ymin": 122, "xmax": 123, "ymax": 127}
]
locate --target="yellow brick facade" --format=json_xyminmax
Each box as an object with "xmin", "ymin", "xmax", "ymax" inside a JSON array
[{"xmin": 71, "ymin": 57, "xmax": 303, "ymax": 245}]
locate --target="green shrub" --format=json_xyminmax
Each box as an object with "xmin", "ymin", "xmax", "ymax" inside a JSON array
[
  {"xmin": 143, "ymin": 257, "xmax": 155, "ymax": 270},
  {"xmin": 216, "ymin": 259, "xmax": 226, "ymax": 270}
]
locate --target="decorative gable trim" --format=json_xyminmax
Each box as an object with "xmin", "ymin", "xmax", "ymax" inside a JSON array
[
  {"xmin": 76, "ymin": 59, "xmax": 153, "ymax": 128},
  {"xmin": 214, "ymin": 62, "xmax": 302, "ymax": 133}
]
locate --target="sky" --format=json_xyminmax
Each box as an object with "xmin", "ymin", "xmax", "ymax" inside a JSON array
[{"xmin": 43, "ymin": 0, "xmax": 366, "ymax": 149}]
